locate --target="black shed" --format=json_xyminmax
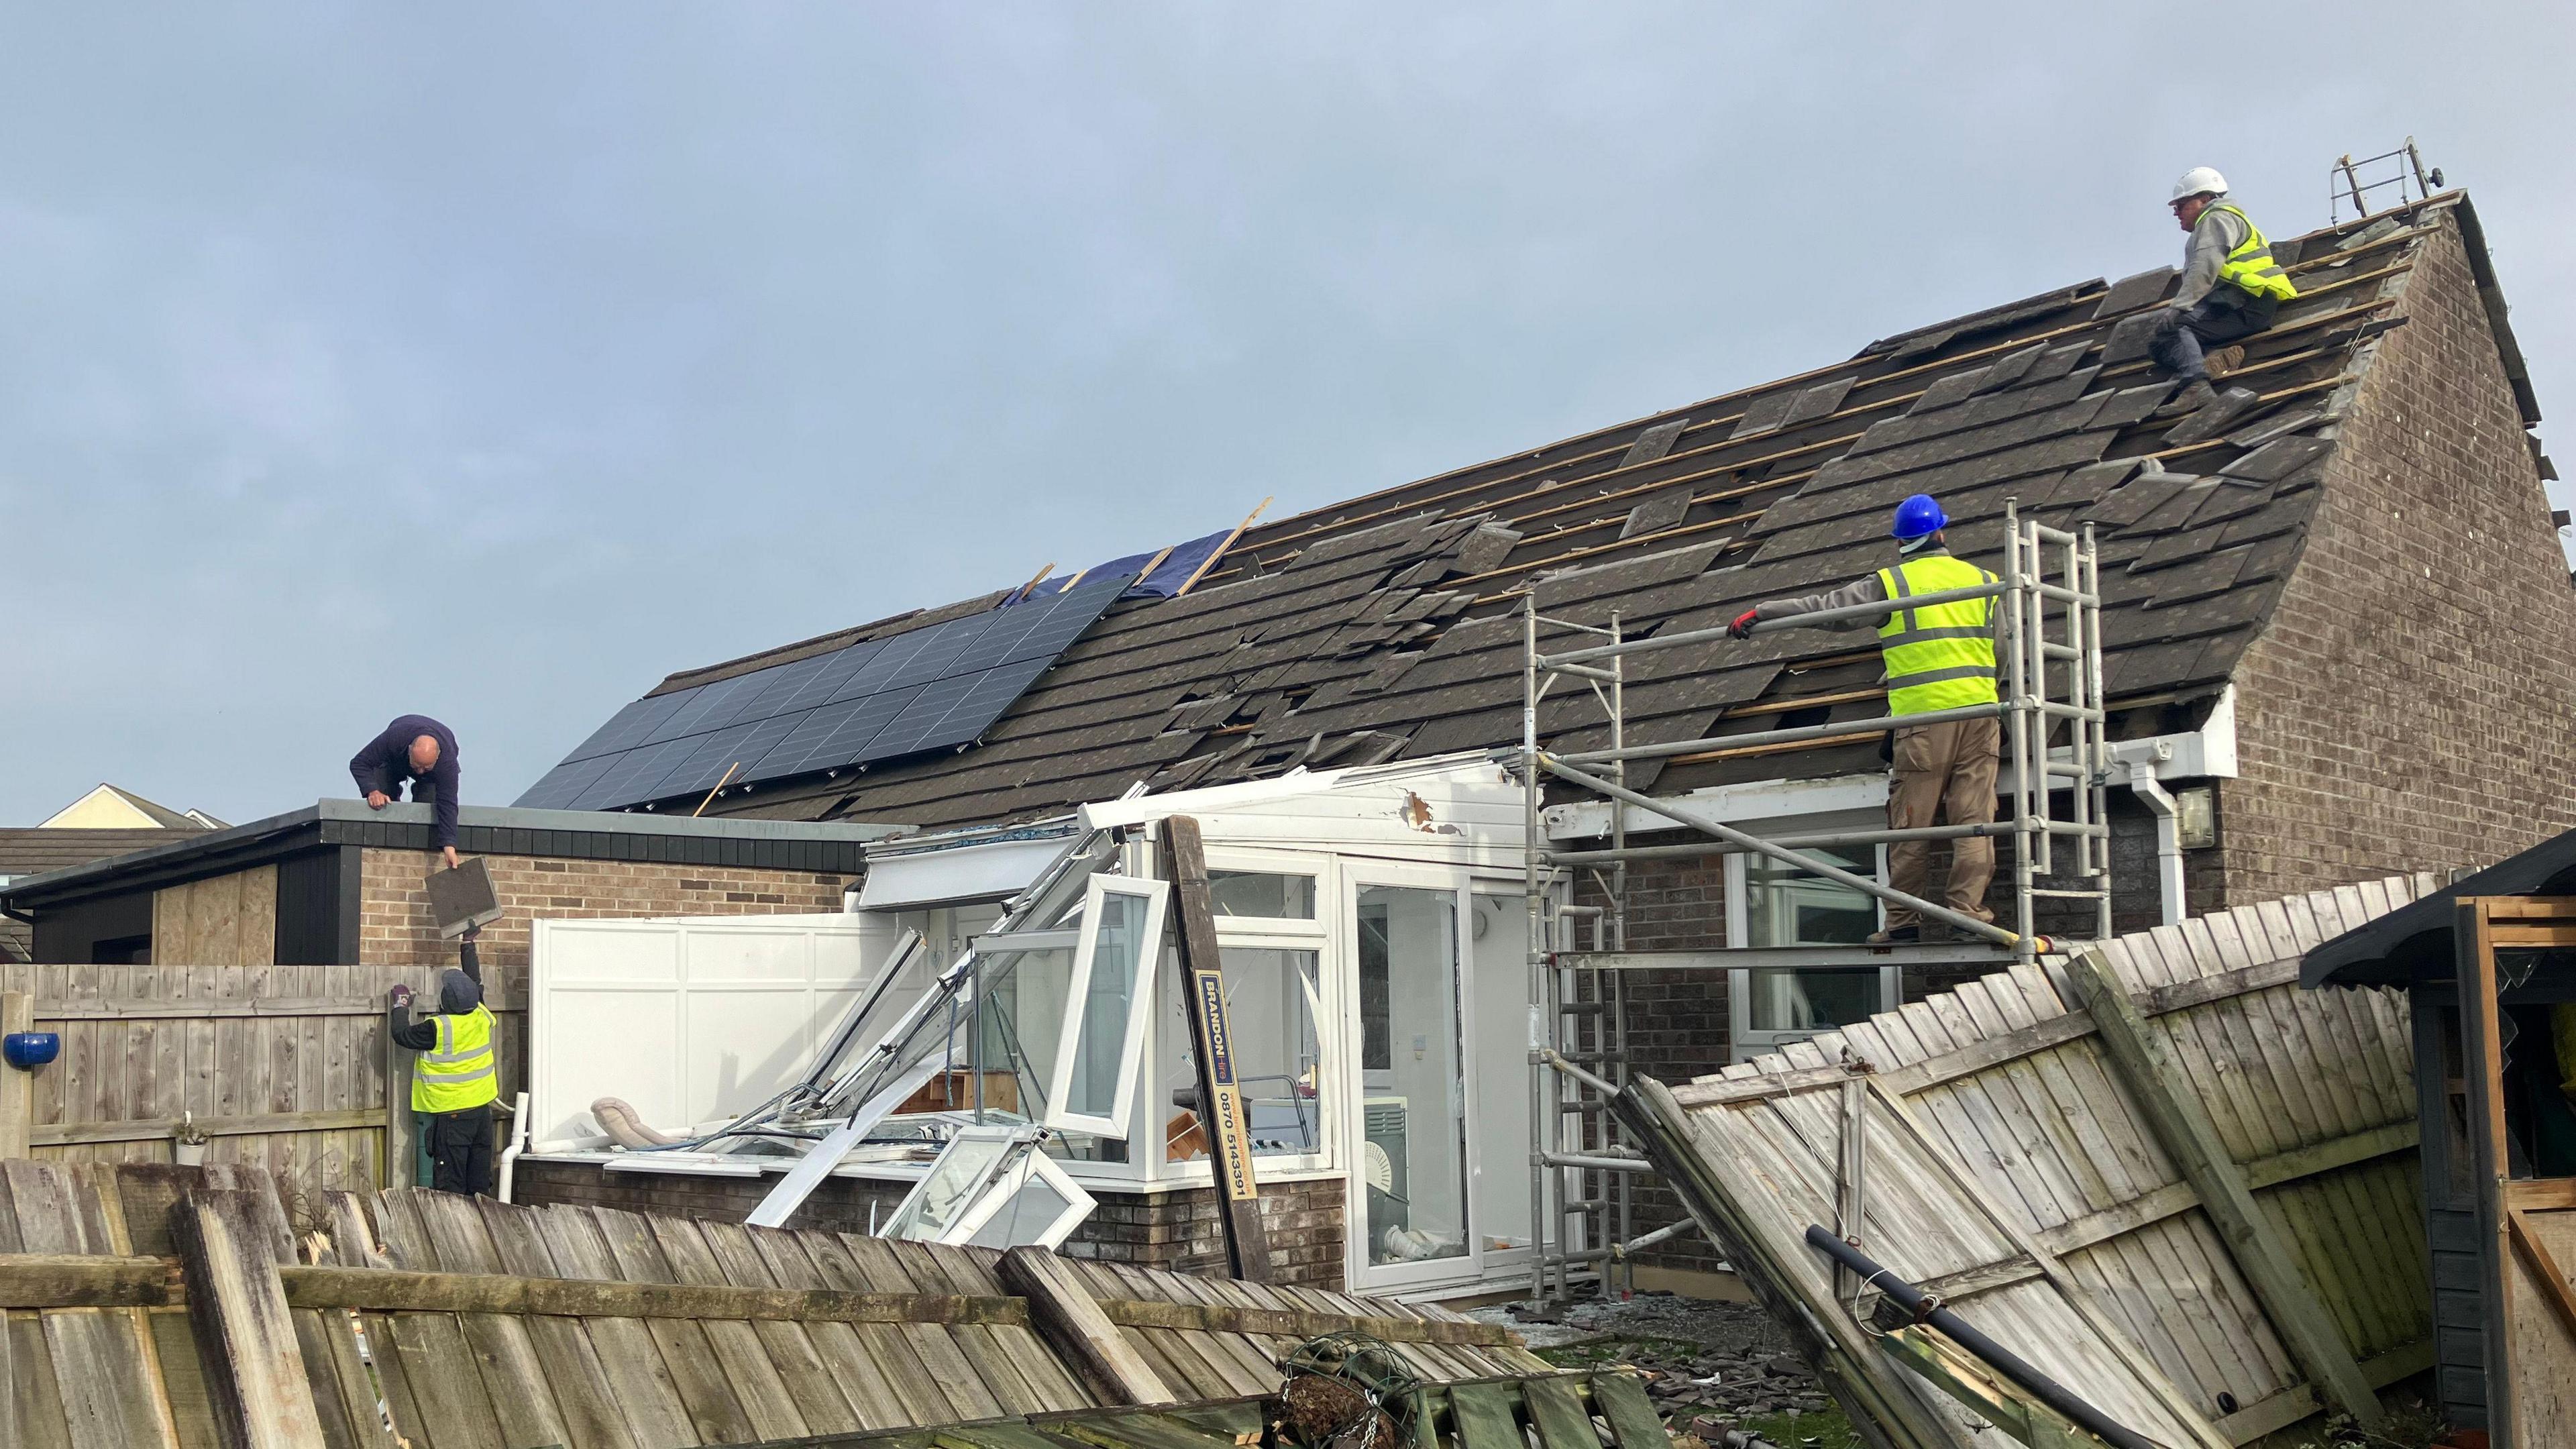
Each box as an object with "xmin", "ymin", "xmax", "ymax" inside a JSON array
[{"xmin": 2304, "ymin": 829, "xmax": 2576, "ymax": 1443}]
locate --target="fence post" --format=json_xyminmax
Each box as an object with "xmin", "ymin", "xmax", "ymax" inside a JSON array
[
  {"xmin": 382, "ymin": 999, "xmax": 417, "ymax": 1189},
  {"xmin": 0, "ymin": 991, "xmax": 32, "ymax": 1159}
]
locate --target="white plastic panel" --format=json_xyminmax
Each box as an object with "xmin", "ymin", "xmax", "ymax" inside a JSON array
[{"xmin": 531, "ymin": 912, "xmax": 885, "ymax": 1150}]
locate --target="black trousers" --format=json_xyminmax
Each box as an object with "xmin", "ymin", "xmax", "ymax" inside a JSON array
[
  {"xmin": 361, "ymin": 761, "xmax": 440, "ymax": 808},
  {"xmin": 2147, "ymin": 290, "xmax": 2278, "ymax": 380},
  {"xmin": 424, "ymin": 1106, "xmax": 493, "ymax": 1196}
]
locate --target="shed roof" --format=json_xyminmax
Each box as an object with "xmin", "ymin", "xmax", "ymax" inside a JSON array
[
  {"xmin": 2303, "ymin": 825, "xmax": 2576, "ymax": 988},
  {"xmin": 586, "ymin": 194, "xmax": 2533, "ymax": 833}
]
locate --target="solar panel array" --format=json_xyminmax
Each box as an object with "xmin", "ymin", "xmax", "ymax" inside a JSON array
[{"xmin": 516, "ymin": 572, "xmax": 1136, "ymax": 811}]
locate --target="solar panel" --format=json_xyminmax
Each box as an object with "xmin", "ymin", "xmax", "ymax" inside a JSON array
[
  {"xmin": 568, "ymin": 737, "xmax": 701, "ymax": 811},
  {"xmin": 859, "ymin": 655, "xmax": 1055, "ymax": 762},
  {"xmin": 694, "ymin": 651, "xmax": 834, "ymax": 735},
  {"xmin": 743, "ymin": 685, "xmax": 924, "ymax": 784},
  {"xmin": 517, "ymin": 572, "xmax": 1134, "ymax": 810},
  {"xmin": 515, "ymin": 753, "xmax": 619, "ymax": 810},
  {"xmin": 559, "ymin": 689, "xmax": 697, "ymax": 764}
]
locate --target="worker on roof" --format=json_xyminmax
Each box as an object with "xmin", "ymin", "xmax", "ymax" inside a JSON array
[
  {"xmin": 352, "ymin": 714, "xmax": 463, "ymax": 870},
  {"xmin": 1729, "ymin": 494, "xmax": 1999, "ymax": 944},
  {"xmin": 2151, "ymin": 166, "xmax": 2298, "ymax": 418},
  {"xmin": 388, "ymin": 926, "xmax": 498, "ymax": 1195}
]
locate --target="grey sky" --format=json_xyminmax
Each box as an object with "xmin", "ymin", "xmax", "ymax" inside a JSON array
[{"xmin": 4, "ymin": 4, "xmax": 2569, "ymax": 826}]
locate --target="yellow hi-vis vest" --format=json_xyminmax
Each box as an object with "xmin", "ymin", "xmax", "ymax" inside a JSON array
[
  {"xmin": 412, "ymin": 1004, "xmax": 498, "ymax": 1114},
  {"xmin": 1875, "ymin": 554, "xmax": 2000, "ymax": 716},
  {"xmin": 2208, "ymin": 203, "xmax": 2298, "ymax": 303}
]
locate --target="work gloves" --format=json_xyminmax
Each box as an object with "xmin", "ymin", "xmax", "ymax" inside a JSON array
[{"xmin": 1727, "ymin": 608, "xmax": 1762, "ymax": 641}]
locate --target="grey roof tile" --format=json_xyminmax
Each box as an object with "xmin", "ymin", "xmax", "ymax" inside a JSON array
[
  {"xmin": 2220, "ymin": 435, "xmax": 2335, "ymax": 482},
  {"xmin": 2161, "ymin": 386, "xmax": 2264, "ymax": 446},
  {"xmin": 1728, "ymin": 390, "xmax": 1798, "ymax": 441},
  {"xmin": 2100, "ymin": 309, "xmax": 2167, "ymax": 365},
  {"xmin": 2092, "ymin": 267, "xmax": 2177, "ymax": 318},
  {"xmin": 1619, "ymin": 417, "xmax": 1692, "ymax": 468},
  {"xmin": 1972, "ymin": 342, "xmax": 2049, "ymax": 394},
  {"xmin": 1781, "ymin": 376, "xmax": 1856, "ymax": 427},
  {"xmin": 2224, "ymin": 407, "xmax": 2328, "ymax": 450}
]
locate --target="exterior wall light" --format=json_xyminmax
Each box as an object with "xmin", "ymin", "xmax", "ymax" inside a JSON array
[{"xmin": 2174, "ymin": 787, "xmax": 2218, "ymax": 851}]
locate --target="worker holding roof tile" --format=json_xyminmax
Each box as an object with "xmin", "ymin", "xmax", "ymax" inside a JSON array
[
  {"xmin": 387, "ymin": 929, "xmax": 498, "ymax": 1195},
  {"xmin": 2151, "ymin": 166, "xmax": 2298, "ymax": 417},
  {"xmin": 1729, "ymin": 494, "xmax": 1999, "ymax": 943}
]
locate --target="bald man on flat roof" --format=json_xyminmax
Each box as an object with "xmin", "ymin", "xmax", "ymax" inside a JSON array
[{"xmin": 352, "ymin": 714, "xmax": 462, "ymax": 869}]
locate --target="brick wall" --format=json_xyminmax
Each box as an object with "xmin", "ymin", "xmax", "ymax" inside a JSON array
[
  {"xmin": 2222, "ymin": 211, "xmax": 2576, "ymax": 901},
  {"xmin": 514, "ymin": 1159, "xmax": 1349, "ymax": 1288},
  {"xmin": 358, "ymin": 847, "xmax": 851, "ymax": 971}
]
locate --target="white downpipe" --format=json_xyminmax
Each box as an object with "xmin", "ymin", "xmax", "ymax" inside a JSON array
[
  {"xmin": 496, "ymin": 1091, "xmax": 532, "ymax": 1203},
  {"xmin": 2125, "ymin": 763, "xmax": 2187, "ymax": 926}
]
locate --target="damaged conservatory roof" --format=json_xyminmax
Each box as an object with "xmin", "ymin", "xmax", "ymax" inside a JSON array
[{"xmin": 541, "ymin": 193, "xmax": 2534, "ymax": 832}]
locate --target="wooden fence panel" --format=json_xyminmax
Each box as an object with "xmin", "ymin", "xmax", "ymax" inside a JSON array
[
  {"xmin": 0, "ymin": 965, "xmax": 528, "ymax": 1216},
  {"xmin": 1643, "ymin": 875, "xmax": 2441, "ymax": 1449}
]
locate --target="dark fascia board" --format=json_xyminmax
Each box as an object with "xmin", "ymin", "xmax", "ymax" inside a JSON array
[
  {"xmin": 0, "ymin": 798, "xmax": 912, "ymax": 912},
  {"xmin": 2302, "ymin": 824, "xmax": 2576, "ymax": 989},
  {"xmin": 2442, "ymin": 191, "xmax": 2543, "ymax": 427}
]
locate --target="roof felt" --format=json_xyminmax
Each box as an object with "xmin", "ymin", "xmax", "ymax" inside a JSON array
[{"xmin": 612, "ymin": 195, "xmax": 2512, "ymax": 831}]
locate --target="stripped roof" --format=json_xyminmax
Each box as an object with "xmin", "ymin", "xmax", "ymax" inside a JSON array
[{"xmin": 609, "ymin": 193, "xmax": 2534, "ymax": 831}]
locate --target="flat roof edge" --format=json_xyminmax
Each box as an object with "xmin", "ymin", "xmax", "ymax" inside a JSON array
[{"xmin": 1, "ymin": 798, "xmax": 912, "ymax": 906}]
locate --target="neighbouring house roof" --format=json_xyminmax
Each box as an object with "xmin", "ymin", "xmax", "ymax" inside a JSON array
[
  {"xmin": 0, "ymin": 827, "xmax": 209, "ymax": 959},
  {"xmin": 541, "ymin": 193, "xmax": 2537, "ymax": 833},
  {"xmin": 38, "ymin": 783, "xmax": 227, "ymax": 831},
  {"xmin": 0, "ymin": 799, "xmax": 910, "ymax": 916},
  {"xmin": 2304, "ymin": 824, "xmax": 2576, "ymax": 988}
]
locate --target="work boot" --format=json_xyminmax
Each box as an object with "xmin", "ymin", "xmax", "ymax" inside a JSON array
[
  {"xmin": 2205, "ymin": 345, "xmax": 2247, "ymax": 380},
  {"xmin": 1866, "ymin": 925, "xmax": 1920, "ymax": 946},
  {"xmin": 2153, "ymin": 378, "xmax": 2218, "ymax": 419}
]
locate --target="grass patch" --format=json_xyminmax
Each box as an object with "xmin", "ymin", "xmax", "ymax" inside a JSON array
[
  {"xmin": 1532, "ymin": 1336, "xmax": 1705, "ymax": 1369},
  {"xmin": 1724, "ymin": 1407, "xmax": 1864, "ymax": 1449}
]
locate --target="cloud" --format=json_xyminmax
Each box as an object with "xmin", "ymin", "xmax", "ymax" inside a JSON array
[{"xmin": 1, "ymin": 1, "xmax": 2569, "ymax": 822}]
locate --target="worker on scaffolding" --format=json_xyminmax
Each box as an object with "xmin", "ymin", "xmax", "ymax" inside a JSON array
[
  {"xmin": 387, "ymin": 927, "xmax": 498, "ymax": 1194},
  {"xmin": 2151, "ymin": 166, "xmax": 2298, "ymax": 417},
  {"xmin": 1729, "ymin": 494, "xmax": 1998, "ymax": 943}
]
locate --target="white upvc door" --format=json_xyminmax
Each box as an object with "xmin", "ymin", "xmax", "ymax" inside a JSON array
[{"xmin": 1340, "ymin": 860, "xmax": 1483, "ymax": 1295}]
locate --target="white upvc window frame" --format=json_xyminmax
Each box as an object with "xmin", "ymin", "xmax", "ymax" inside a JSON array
[
  {"xmin": 880, "ymin": 1124, "xmax": 1097, "ymax": 1248},
  {"xmin": 1163, "ymin": 846, "xmax": 1336, "ymax": 1182},
  {"xmin": 1723, "ymin": 812, "xmax": 1900, "ymax": 1065},
  {"xmin": 1039, "ymin": 875, "xmax": 1171, "ymax": 1140}
]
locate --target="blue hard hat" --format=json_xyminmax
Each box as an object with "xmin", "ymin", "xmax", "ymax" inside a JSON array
[{"xmin": 1891, "ymin": 494, "xmax": 1947, "ymax": 540}]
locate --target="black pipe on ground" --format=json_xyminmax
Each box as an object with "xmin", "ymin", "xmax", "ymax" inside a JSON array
[{"xmin": 1801, "ymin": 1226, "xmax": 2161, "ymax": 1449}]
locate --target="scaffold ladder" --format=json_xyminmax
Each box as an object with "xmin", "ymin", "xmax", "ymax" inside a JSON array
[{"xmin": 1518, "ymin": 503, "xmax": 2111, "ymax": 1303}]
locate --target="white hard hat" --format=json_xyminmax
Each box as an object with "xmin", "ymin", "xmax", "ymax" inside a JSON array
[{"xmin": 2170, "ymin": 166, "xmax": 2229, "ymax": 203}]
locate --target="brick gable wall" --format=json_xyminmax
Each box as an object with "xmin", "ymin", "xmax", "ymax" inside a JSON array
[{"xmin": 2221, "ymin": 212, "xmax": 2576, "ymax": 900}]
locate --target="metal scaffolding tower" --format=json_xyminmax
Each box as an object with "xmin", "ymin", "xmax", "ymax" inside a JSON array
[{"xmin": 1518, "ymin": 503, "xmax": 2112, "ymax": 1303}]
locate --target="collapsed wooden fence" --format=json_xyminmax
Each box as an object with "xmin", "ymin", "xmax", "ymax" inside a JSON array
[
  {"xmin": 0, "ymin": 963, "xmax": 529, "ymax": 1212},
  {"xmin": 1617, "ymin": 875, "xmax": 2436, "ymax": 1449},
  {"xmin": 0, "ymin": 1161, "xmax": 1625, "ymax": 1449}
]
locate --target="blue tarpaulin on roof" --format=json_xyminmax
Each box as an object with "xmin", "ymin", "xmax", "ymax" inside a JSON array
[{"xmin": 1010, "ymin": 528, "xmax": 1234, "ymax": 604}]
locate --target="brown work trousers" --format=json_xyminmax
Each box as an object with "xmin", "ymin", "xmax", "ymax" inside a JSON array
[{"xmin": 1885, "ymin": 716, "xmax": 2000, "ymax": 931}]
